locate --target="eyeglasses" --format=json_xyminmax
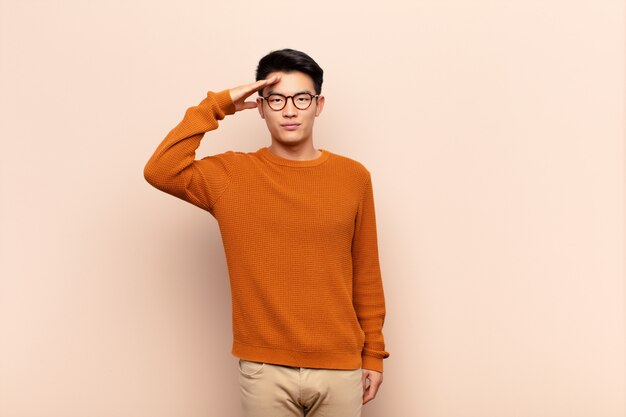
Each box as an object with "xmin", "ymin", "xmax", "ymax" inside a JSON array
[{"xmin": 260, "ymin": 93, "xmax": 319, "ymax": 111}]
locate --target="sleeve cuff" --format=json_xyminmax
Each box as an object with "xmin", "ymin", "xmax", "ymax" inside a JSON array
[
  {"xmin": 362, "ymin": 355, "xmax": 384, "ymax": 373},
  {"xmin": 213, "ymin": 88, "xmax": 237, "ymax": 116}
]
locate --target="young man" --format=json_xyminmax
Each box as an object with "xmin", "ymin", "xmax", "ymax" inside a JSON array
[{"xmin": 144, "ymin": 49, "xmax": 389, "ymax": 417}]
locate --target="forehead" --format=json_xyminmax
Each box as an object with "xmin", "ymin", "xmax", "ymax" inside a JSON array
[{"xmin": 264, "ymin": 71, "xmax": 315, "ymax": 95}]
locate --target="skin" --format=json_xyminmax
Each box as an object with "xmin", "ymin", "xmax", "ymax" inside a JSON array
[
  {"xmin": 229, "ymin": 71, "xmax": 325, "ymax": 161},
  {"xmin": 361, "ymin": 368, "xmax": 383, "ymax": 404},
  {"xmin": 228, "ymin": 74, "xmax": 384, "ymax": 404}
]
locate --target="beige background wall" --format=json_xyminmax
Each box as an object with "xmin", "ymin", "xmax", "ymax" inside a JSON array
[{"xmin": 0, "ymin": 1, "xmax": 624, "ymax": 416}]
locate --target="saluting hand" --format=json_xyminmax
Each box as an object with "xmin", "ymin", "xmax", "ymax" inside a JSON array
[{"xmin": 229, "ymin": 75, "xmax": 281, "ymax": 112}]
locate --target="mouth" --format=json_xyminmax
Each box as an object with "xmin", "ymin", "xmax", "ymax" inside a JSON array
[{"xmin": 281, "ymin": 123, "xmax": 300, "ymax": 130}]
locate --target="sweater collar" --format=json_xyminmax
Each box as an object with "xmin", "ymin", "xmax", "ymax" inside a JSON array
[{"xmin": 258, "ymin": 146, "xmax": 330, "ymax": 167}]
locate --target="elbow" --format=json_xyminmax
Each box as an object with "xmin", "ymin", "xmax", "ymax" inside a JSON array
[
  {"xmin": 143, "ymin": 162, "xmax": 157, "ymax": 186},
  {"xmin": 143, "ymin": 161, "xmax": 166, "ymax": 190},
  {"xmin": 143, "ymin": 160, "xmax": 181, "ymax": 197}
]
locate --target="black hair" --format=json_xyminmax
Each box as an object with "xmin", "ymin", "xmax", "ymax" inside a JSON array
[{"xmin": 255, "ymin": 48, "xmax": 324, "ymax": 96}]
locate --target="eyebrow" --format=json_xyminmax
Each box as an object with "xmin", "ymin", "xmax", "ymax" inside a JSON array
[{"xmin": 265, "ymin": 89, "xmax": 313, "ymax": 96}]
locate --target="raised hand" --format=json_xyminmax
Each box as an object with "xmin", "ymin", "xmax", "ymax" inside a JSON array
[{"xmin": 229, "ymin": 75, "xmax": 281, "ymax": 112}]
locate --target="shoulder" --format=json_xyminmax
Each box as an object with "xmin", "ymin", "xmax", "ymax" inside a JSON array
[
  {"xmin": 200, "ymin": 149, "xmax": 277, "ymax": 174},
  {"xmin": 199, "ymin": 150, "xmax": 254, "ymax": 165},
  {"xmin": 325, "ymin": 149, "xmax": 372, "ymax": 181}
]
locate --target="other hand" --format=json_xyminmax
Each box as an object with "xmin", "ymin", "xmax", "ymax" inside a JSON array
[{"xmin": 362, "ymin": 369, "xmax": 383, "ymax": 404}]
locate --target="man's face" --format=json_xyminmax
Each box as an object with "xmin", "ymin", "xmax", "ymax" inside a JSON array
[{"xmin": 257, "ymin": 70, "xmax": 325, "ymax": 148}]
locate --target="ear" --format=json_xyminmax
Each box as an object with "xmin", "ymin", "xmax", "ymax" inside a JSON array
[
  {"xmin": 257, "ymin": 97, "xmax": 265, "ymax": 119},
  {"xmin": 314, "ymin": 95, "xmax": 325, "ymax": 117}
]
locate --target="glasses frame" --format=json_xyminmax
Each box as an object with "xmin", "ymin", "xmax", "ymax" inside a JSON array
[{"xmin": 259, "ymin": 92, "xmax": 320, "ymax": 111}]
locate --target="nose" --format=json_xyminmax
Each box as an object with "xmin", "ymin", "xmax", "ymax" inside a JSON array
[{"xmin": 282, "ymin": 97, "xmax": 298, "ymax": 116}]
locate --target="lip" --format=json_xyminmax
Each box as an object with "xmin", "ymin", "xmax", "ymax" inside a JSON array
[{"xmin": 281, "ymin": 123, "xmax": 300, "ymax": 130}]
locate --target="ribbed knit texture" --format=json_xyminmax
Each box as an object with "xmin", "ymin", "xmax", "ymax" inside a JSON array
[{"xmin": 144, "ymin": 89, "xmax": 390, "ymax": 372}]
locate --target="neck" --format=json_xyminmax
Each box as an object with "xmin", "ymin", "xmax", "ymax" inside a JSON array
[{"xmin": 267, "ymin": 141, "xmax": 321, "ymax": 161}]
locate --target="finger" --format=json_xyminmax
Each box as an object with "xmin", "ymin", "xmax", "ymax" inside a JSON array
[
  {"xmin": 361, "ymin": 372, "xmax": 369, "ymax": 403},
  {"xmin": 370, "ymin": 379, "xmax": 382, "ymax": 400},
  {"xmin": 250, "ymin": 75, "xmax": 281, "ymax": 95},
  {"xmin": 363, "ymin": 384, "xmax": 378, "ymax": 404},
  {"xmin": 363, "ymin": 386, "xmax": 374, "ymax": 404},
  {"xmin": 235, "ymin": 75, "xmax": 281, "ymax": 104},
  {"xmin": 241, "ymin": 100, "xmax": 258, "ymax": 110},
  {"xmin": 267, "ymin": 74, "xmax": 281, "ymax": 84}
]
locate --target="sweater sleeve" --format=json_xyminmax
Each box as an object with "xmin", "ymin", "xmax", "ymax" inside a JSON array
[
  {"xmin": 352, "ymin": 171, "xmax": 390, "ymax": 373},
  {"xmin": 143, "ymin": 89, "xmax": 237, "ymax": 215}
]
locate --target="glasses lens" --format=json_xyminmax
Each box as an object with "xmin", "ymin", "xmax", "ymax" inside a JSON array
[
  {"xmin": 293, "ymin": 93, "xmax": 313, "ymax": 110},
  {"xmin": 267, "ymin": 94, "xmax": 286, "ymax": 110}
]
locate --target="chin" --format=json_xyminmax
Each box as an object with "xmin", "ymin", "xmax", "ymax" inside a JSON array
[{"xmin": 275, "ymin": 136, "xmax": 303, "ymax": 145}]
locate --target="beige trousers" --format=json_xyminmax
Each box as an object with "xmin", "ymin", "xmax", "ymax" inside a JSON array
[{"xmin": 238, "ymin": 359, "xmax": 363, "ymax": 417}]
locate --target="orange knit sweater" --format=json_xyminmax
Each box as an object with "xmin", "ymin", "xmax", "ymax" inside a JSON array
[{"xmin": 144, "ymin": 89, "xmax": 389, "ymax": 372}]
